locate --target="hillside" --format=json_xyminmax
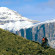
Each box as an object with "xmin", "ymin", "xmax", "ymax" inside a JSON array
[{"xmin": 0, "ymin": 29, "xmax": 55, "ymax": 55}]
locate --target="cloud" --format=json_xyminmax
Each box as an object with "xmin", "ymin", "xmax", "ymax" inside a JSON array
[
  {"xmin": 17, "ymin": 1, "xmax": 55, "ymax": 21},
  {"xmin": 18, "ymin": 4, "xmax": 55, "ymax": 15},
  {"xmin": 0, "ymin": 0, "xmax": 12, "ymax": 5},
  {"xmin": 2, "ymin": 0, "xmax": 54, "ymax": 21},
  {"xmin": 16, "ymin": 0, "xmax": 55, "ymax": 21},
  {"xmin": 38, "ymin": 0, "xmax": 55, "ymax": 8},
  {"xmin": 1, "ymin": 1, "xmax": 11, "ymax": 4}
]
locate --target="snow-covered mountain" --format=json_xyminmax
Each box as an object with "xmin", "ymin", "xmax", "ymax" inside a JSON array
[
  {"xmin": 0, "ymin": 7, "xmax": 55, "ymax": 48},
  {"xmin": 0, "ymin": 7, "xmax": 36, "ymax": 32},
  {"xmin": 0, "ymin": 7, "xmax": 39, "ymax": 24}
]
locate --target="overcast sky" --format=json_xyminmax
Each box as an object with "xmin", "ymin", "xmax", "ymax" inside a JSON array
[{"xmin": 0, "ymin": 0, "xmax": 55, "ymax": 22}]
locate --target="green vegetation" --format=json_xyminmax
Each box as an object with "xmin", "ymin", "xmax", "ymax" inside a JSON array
[{"xmin": 0, "ymin": 28, "xmax": 55, "ymax": 55}]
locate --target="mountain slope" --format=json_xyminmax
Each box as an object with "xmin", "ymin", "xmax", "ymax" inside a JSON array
[{"xmin": 0, "ymin": 28, "xmax": 55, "ymax": 55}]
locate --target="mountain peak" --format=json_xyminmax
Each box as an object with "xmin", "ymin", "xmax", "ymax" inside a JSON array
[
  {"xmin": 0, "ymin": 7, "xmax": 31, "ymax": 24},
  {"xmin": 0, "ymin": 7, "xmax": 10, "ymax": 12},
  {"xmin": 0, "ymin": 7, "xmax": 39, "ymax": 24}
]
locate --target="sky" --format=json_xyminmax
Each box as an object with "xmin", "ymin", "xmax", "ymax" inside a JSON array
[{"xmin": 0, "ymin": 0, "xmax": 55, "ymax": 22}]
